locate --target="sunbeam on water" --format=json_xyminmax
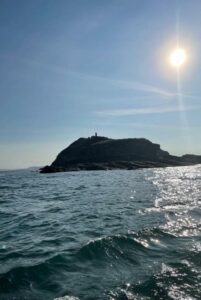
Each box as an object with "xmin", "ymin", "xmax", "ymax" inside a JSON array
[{"xmin": 0, "ymin": 165, "xmax": 201, "ymax": 299}]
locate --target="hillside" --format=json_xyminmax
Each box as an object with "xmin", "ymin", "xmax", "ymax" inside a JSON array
[{"xmin": 40, "ymin": 136, "xmax": 201, "ymax": 173}]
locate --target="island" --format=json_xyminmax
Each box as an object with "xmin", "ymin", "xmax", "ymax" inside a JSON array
[{"xmin": 40, "ymin": 135, "xmax": 201, "ymax": 173}]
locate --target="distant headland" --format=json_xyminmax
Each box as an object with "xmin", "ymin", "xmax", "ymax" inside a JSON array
[{"xmin": 40, "ymin": 135, "xmax": 201, "ymax": 173}]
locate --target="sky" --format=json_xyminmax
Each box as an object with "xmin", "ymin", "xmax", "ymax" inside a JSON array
[{"xmin": 0, "ymin": 0, "xmax": 201, "ymax": 169}]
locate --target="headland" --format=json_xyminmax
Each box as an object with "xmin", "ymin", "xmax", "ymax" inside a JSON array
[{"xmin": 40, "ymin": 135, "xmax": 201, "ymax": 173}]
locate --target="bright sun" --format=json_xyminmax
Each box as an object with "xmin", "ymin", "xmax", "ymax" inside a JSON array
[{"xmin": 170, "ymin": 48, "xmax": 187, "ymax": 68}]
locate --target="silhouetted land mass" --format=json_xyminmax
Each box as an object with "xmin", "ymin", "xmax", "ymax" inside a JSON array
[{"xmin": 40, "ymin": 136, "xmax": 201, "ymax": 173}]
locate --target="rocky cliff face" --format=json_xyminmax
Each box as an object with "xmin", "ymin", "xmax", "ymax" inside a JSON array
[
  {"xmin": 40, "ymin": 136, "xmax": 201, "ymax": 173},
  {"xmin": 181, "ymin": 154, "xmax": 201, "ymax": 163},
  {"xmin": 52, "ymin": 136, "xmax": 169, "ymax": 166}
]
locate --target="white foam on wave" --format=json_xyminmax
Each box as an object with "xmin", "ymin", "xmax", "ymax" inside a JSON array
[{"xmin": 54, "ymin": 296, "xmax": 80, "ymax": 300}]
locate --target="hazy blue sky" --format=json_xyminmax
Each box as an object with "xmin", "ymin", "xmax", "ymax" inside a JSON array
[{"xmin": 0, "ymin": 0, "xmax": 201, "ymax": 168}]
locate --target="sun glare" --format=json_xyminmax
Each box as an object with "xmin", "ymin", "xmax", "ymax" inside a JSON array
[{"xmin": 170, "ymin": 48, "xmax": 187, "ymax": 68}]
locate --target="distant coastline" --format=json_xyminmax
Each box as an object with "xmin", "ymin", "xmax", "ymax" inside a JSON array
[
  {"xmin": 0, "ymin": 167, "xmax": 41, "ymax": 172},
  {"xmin": 40, "ymin": 135, "xmax": 201, "ymax": 173}
]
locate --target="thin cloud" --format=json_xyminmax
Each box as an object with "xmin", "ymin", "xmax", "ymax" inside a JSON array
[
  {"xmin": 73, "ymin": 74, "xmax": 175, "ymax": 97},
  {"xmin": 3, "ymin": 53, "xmax": 200, "ymax": 101},
  {"xmin": 0, "ymin": 54, "xmax": 175, "ymax": 98},
  {"xmin": 95, "ymin": 104, "xmax": 201, "ymax": 117},
  {"xmin": 67, "ymin": 72, "xmax": 177, "ymax": 98}
]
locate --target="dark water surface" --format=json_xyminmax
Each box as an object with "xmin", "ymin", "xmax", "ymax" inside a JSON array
[{"xmin": 0, "ymin": 166, "xmax": 201, "ymax": 299}]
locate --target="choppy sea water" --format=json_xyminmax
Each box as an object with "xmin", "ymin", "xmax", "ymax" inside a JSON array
[{"xmin": 0, "ymin": 165, "xmax": 201, "ymax": 300}]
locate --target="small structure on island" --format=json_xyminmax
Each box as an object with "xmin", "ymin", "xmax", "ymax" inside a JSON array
[{"xmin": 89, "ymin": 132, "xmax": 98, "ymax": 139}]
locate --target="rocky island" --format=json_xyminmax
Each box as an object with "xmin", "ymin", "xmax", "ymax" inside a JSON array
[{"xmin": 40, "ymin": 135, "xmax": 201, "ymax": 173}]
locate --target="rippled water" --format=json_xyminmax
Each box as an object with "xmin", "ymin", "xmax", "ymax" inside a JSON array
[{"xmin": 0, "ymin": 166, "xmax": 201, "ymax": 299}]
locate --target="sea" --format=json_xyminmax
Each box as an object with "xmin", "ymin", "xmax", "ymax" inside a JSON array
[{"xmin": 0, "ymin": 165, "xmax": 201, "ymax": 300}]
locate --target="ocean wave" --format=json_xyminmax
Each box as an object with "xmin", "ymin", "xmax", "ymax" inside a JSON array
[
  {"xmin": 54, "ymin": 296, "xmax": 80, "ymax": 300},
  {"xmin": 0, "ymin": 166, "xmax": 201, "ymax": 299},
  {"xmin": 76, "ymin": 228, "xmax": 177, "ymax": 266}
]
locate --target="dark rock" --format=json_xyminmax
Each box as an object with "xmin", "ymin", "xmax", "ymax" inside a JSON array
[
  {"xmin": 40, "ymin": 165, "xmax": 55, "ymax": 173},
  {"xmin": 40, "ymin": 136, "xmax": 201, "ymax": 173},
  {"xmin": 181, "ymin": 154, "xmax": 201, "ymax": 164}
]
